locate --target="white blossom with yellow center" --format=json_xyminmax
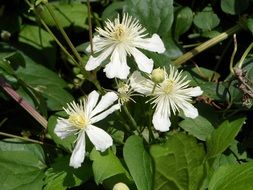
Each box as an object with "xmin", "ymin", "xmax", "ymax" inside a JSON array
[
  {"xmin": 130, "ymin": 66, "xmax": 203, "ymax": 132},
  {"xmin": 55, "ymin": 90, "xmax": 120, "ymax": 168},
  {"xmin": 85, "ymin": 13, "xmax": 165, "ymax": 79}
]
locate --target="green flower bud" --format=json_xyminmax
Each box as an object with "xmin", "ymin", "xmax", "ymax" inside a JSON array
[
  {"xmin": 151, "ymin": 68, "xmax": 165, "ymax": 83},
  {"xmin": 113, "ymin": 182, "xmax": 129, "ymax": 190}
]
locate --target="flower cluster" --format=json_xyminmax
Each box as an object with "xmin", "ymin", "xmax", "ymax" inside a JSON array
[{"xmin": 54, "ymin": 13, "xmax": 203, "ymax": 168}]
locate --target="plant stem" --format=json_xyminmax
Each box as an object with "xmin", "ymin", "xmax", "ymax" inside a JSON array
[
  {"xmin": 229, "ymin": 34, "xmax": 238, "ymax": 74},
  {"xmin": 44, "ymin": 4, "xmax": 84, "ymax": 66},
  {"xmin": 0, "ymin": 77, "xmax": 47, "ymax": 129},
  {"xmin": 87, "ymin": 0, "xmax": 94, "ymax": 54},
  {"xmin": 123, "ymin": 105, "xmax": 139, "ymax": 131},
  {"xmin": 237, "ymin": 42, "xmax": 253, "ymax": 69},
  {"xmin": 0, "ymin": 131, "xmax": 44, "ymax": 145},
  {"xmin": 173, "ymin": 24, "xmax": 241, "ymax": 65},
  {"xmin": 38, "ymin": 16, "xmax": 79, "ymax": 66}
]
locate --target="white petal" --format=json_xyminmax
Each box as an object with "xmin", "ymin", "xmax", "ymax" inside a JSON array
[
  {"xmin": 134, "ymin": 34, "xmax": 166, "ymax": 53},
  {"xmin": 70, "ymin": 131, "xmax": 86, "ymax": 168},
  {"xmin": 130, "ymin": 71, "xmax": 153, "ymax": 94},
  {"xmin": 103, "ymin": 46, "xmax": 130, "ymax": 79},
  {"xmin": 90, "ymin": 91, "xmax": 118, "ymax": 118},
  {"xmin": 90, "ymin": 104, "xmax": 120, "ymax": 123},
  {"xmin": 180, "ymin": 102, "xmax": 199, "ymax": 119},
  {"xmin": 54, "ymin": 118, "xmax": 76, "ymax": 139},
  {"xmin": 85, "ymin": 46, "xmax": 114, "ymax": 71},
  {"xmin": 152, "ymin": 109, "xmax": 171, "ymax": 132},
  {"xmin": 86, "ymin": 125, "xmax": 113, "ymax": 152},
  {"xmin": 129, "ymin": 47, "xmax": 153, "ymax": 73},
  {"xmin": 184, "ymin": 86, "xmax": 203, "ymax": 97},
  {"xmin": 86, "ymin": 35, "xmax": 107, "ymax": 53},
  {"xmin": 86, "ymin": 90, "xmax": 99, "ymax": 117}
]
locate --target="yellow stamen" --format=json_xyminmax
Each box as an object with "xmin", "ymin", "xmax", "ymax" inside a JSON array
[
  {"xmin": 163, "ymin": 79, "xmax": 174, "ymax": 94},
  {"xmin": 68, "ymin": 114, "xmax": 88, "ymax": 129}
]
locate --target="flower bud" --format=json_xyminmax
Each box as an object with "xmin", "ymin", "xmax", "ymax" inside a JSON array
[
  {"xmin": 151, "ymin": 68, "xmax": 165, "ymax": 83},
  {"xmin": 113, "ymin": 182, "xmax": 129, "ymax": 190},
  {"xmin": 1, "ymin": 30, "xmax": 11, "ymax": 41}
]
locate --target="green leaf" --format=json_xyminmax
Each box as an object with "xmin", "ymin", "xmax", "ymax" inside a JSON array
[
  {"xmin": 90, "ymin": 148, "xmax": 130, "ymax": 184},
  {"xmin": 39, "ymin": 2, "xmax": 88, "ymax": 28},
  {"xmin": 125, "ymin": 0, "xmax": 174, "ymax": 36},
  {"xmin": 179, "ymin": 115, "xmax": 214, "ymax": 141},
  {"xmin": 208, "ymin": 161, "xmax": 253, "ymax": 190},
  {"xmin": 47, "ymin": 115, "xmax": 75, "ymax": 152},
  {"xmin": 150, "ymin": 132, "xmax": 205, "ymax": 190},
  {"xmin": 123, "ymin": 135, "xmax": 153, "ymax": 190},
  {"xmin": 221, "ymin": 0, "xmax": 249, "ymax": 15},
  {"xmin": 173, "ymin": 7, "xmax": 193, "ymax": 40},
  {"xmin": 0, "ymin": 139, "xmax": 46, "ymax": 190},
  {"xmin": 193, "ymin": 6, "xmax": 220, "ymax": 30},
  {"xmin": 16, "ymin": 53, "xmax": 74, "ymax": 110},
  {"xmin": 18, "ymin": 25, "xmax": 56, "ymax": 67},
  {"xmin": 44, "ymin": 156, "xmax": 92, "ymax": 190},
  {"xmin": 206, "ymin": 117, "xmax": 246, "ymax": 158}
]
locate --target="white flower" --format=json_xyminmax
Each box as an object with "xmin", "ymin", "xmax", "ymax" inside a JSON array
[
  {"xmin": 130, "ymin": 66, "xmax": 203, "ymax": 132},
  {"xmin": 54, "ymin": 90, "xmax": 120, "ymax": 168},
  {"xmin": 85, "ymin": 13, "xmax": 165, "ymax": 79}
]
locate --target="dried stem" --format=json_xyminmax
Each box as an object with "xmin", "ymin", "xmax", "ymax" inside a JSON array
[{"xmin": 0, "ymin": 77, "xmax": 48, "ymax": 128}]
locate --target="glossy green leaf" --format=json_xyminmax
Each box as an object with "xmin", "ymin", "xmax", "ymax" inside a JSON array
[
  {"xmin": 90, "ymin": 148, "xmax": 130, "ymax": 184},
  {"xmin": 193, "ymin": 7, "xmax": 220, "ymax": 30},
  {"xmin": 44, "ymin": 156, "xmax": 92, "ymax": 190},
  {"xmin": 0, "ymin": 139, "xmax": 46, "ymax": 190},
  {"xmin": 206, "ymin": 117, "xmax": 246, "ymax": 158},
  {"xmin": 123, "ymin": 135, "xmax": 153, "ymax": 190},
  {"xmin": 179, "ymin": 115, "xmax": 214, "ymax": 141},
  {"xmin": 174, "ymin": 7, "xmax": 193, "ymax": 40},
  {"xmin": 208, "ymin": 161, "xmax": 253, "ymax": 190},
  {"xmin": 150, "ymin": 132, "xmax": 205, "ymax": 190},
  {"xmin": 39, "ymin": 2, "xmax": 88, "ymax": 28},
  {"xmin": 16, "ymin": 53, "xmax": 74, "ymax": 110},
  {"xmin": 221, "ymin": 0, "xmax": 249, "ymax": 15},
  {"xmin": 126, "ymin": 0, "xmax": 174, "ymax": 36}
]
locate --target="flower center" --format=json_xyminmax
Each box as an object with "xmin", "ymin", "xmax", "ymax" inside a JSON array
[
  {"xmin": 163, "ymin": 79, "xmax": 174, "ymax": 94},
  {"xmin": 113, "ymin": 24, "xmax": 126, "ymax": 41},
  {"xmin": 68, "ymin": 114, "xmax": 88, "ymax": 129}
]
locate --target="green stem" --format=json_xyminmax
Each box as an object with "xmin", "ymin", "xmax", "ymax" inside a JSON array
[
  {"xmin": 44, "ymin": 3, "xmax": 84, "ymax": 66},
  {"xmin": 38, "ymin": 15, "xmax": 79, "ymax": 66},
  {"xmin": 237, "ymin": 42, "xmax": 253, "ymax": 69},
  {"xmin": 0, "ymin": 131, "xmax": 44, "ymax": 145},
  {"xmin": 173, "ymin": 24, "xmax": 241, "ymax": 65},
  {"xmin": 229, "ymin": 34, "xmax": 238, "ymax": 74},
  {"xmin": 87, "ymin": 0, "xmax": 94, "ymax": 54},
  {"xmin": 123, "ymin": 105, "xmax": 139, "ymax": 131}
]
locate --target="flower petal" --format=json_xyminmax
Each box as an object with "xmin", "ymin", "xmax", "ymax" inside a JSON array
[
  {"xmin": 86, "ymin": 125, "xmax": 113, "ymax": 152},
  {"xmin": 184, "ymin": 86, "xmax": 203, "ymax": 97},
  {"xmin": 134, "ymin": 34, "xmax": 165, "ymax": 53},
  {"xmin": 69, "ymin": 131, "xmax": 86, "ymax": 168},
  {"xmin": 86, "ymin": 90, "xmax": 99, "ymax": 117},
  {"xmin": 103, "ymin": 46, "xmax": 130, "ymax": 79},
  {"xmin": 129, "ymin": 47, "xmax": 153, "ymax": 73},
  {"xmin": 180, "ymin": 101, "xmax": 199, "ymax": 119},
  {"xmin": 90, "ymin": 91, "xmax": 118, "ymax": 118},
  {"xmin": 152, "ymin": 108, "xmax": 171, "ymax": 132},
  {"xmin": 90, "ymin": 104, "xmax": 120, "ymax": 123},
  {"xmin": 85, "ymin": 46, "xmax": 114, "ymax": 71},
  {"xmin": 130, "ymin": 71, "xmax": 153, "ymax": 94},
  {"xmin": 55, "ymin": 118, "xmax": 77, "ymax": 139}
]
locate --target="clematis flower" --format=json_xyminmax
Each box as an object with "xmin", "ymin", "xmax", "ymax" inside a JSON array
[
  {"xmin": 130, "ymin": 66, "xmax": 203, "ymax": 132},
  {"xmin": 54, "ymin": 90, "xmax": 120, "ymax": 168},
  {"xmin": 85, "ymin": 13, "xmax": 165, "ymax": 79}
]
